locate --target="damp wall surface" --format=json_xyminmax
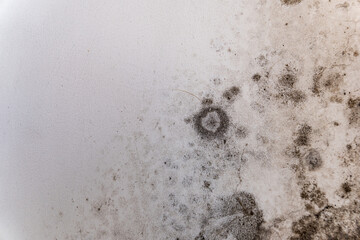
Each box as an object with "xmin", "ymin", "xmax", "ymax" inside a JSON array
[{"xmin": 0, "ymin": 0, "xmax": 360, "ymax": 239}]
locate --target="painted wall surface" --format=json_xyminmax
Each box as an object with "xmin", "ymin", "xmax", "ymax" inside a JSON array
[{"xmin": 0, "ymin": 0, "xmax": 360, "ymax": 239}]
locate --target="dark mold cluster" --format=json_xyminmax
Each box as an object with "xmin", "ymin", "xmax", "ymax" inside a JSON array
[
  {"xmin": 279, "ymin": 73, "xmax": 297, "ymax": 88},
  {"xmin": 300, "ymin": 181, "xmax": 328, "ymax": 208},
  {"xmin": 193, "ymin": 107, "xmax": 229, "ymax": 140},
  {"xmin": 252, "ymin": 73, "xmax": 261, "ymax": 82},
  {"xmin": 347, "ymin": 97, "xmax": 360, "ymax": 126},
  {"xmin": 312, "ymin": 67, "xmax": 344, "ymax": 99},
  {"xmin": 223, "ymin": 86, "xmax": 241, "ymax": 102},
  {"xmin": 277, "ymin": 90, "xmax": 306, "ymax": 105},
  {"xmin": 294, "ymin": 124, "xmax": 312, "ymax": 146},
  {"xmin": 276, "ymin": 71, "xmax": 306, "ymax": 105},
  {"xmin": 290, "ymin": 202, "xmax": 360, "ymax": 240}
]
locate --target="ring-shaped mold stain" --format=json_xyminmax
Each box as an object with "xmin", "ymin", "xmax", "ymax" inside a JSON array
[{"xmin": 193, "ymin": 107, "xmax": 229, "ymax": 140}]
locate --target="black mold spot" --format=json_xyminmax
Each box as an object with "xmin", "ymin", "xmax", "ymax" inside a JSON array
[
  {"xmin": 194, "ymin": 233, "xmax": 205, "ymax": 240},
  {"xmin": 252, "ymin": 74, "xmax": 261, "ymax": 82},
  {"xmin": 305, "ymin": 149, "xmax": 322, "ymax": 171},
  {"xmin": 203, "ymin": 181, "xmax": 211, "ymax": 190},
  {"xmin": 277, "ymin": 90, "xmax": 306, "ymax": 104},
  {"xmin": 279, "ymin": 73, "xmax": 297, "ymax": 88},
  {"xmin": 212, "ymin": 78, "xmax": 221, "ymax": 85},
  {"xmin": 193, "ymin": 107, "xmax": 229, "ymax": 140},
  {"xmin": 223, "ymin": 86, "xmax": 240, "ymax": 102},
  {"xmin": 201, "ymin": 192, "xmax": 264, "ymax": 240},
  {"xmin": 294, "ymin": 124, "xmax": 312, "ymax": 146},
  {"xmin": 341, "ymin": 182, "xmax": 351, "ymax": 193},
  {"xmin": 202, "ymin": 98, "xmax": 213, "ymax": 105},
  {"xmin": 236, "ymin": 126, "xmax": 248, "ymax": 139},
  {"xmin": 281, "ymin": 0, "xmax": 302, "ymax": 5}
]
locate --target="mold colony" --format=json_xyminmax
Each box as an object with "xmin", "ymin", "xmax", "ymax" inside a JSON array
[{"xmin": 193, "ymin": 107, "xmax": 229, "ymax": 140}]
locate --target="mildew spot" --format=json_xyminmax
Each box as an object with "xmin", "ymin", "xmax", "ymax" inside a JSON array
[
  {"xmin": 305, "ymin": 149, "xmax": 322, "ymax": 171},
  {"xmin": 312, "ymin": 68, "xmax": 344, "ymax": 96},
  {"xmin": 193, "ymin": 107, "xmax": 229, "ymax": 140},
  {"xmin": 347, "ymin": 97, "xmax": 360, "ymax": 126},
  {"xmin": 279, "ymin": 73, "xmax": 297, "ymax": 88},
  {"xmin": 312, "ymin": 67, "xmax": 325, "ymax": 95},
  {"xmin": 202, "ymin": 98, "xmax": 214, "ymax": 105},
  {"xmin": 276, "ymin": 90, "xmax": 306, "ymax": 105},
  {"xmin": 341, "ymin": 182, "xmax": 351, "ymax": 193},
  {"xmin": 252, "ymin": 74, "xmax": 261, "ymax": 82},
  {"xmin": 294, "ymin": 124, "xmax": 312, "ymax": 146},
  {"xmin": 300, "ymin": 182, "xmax": 328, "ymax": 208},
  {"xmin": 222, "ymin": 86, "xmax": 241, "ymax": 102},
  {"xmin": 236, "ymin": 126, "xmax": 248, "ymax": 139},
  {"xmin": 281, "ymin": 0, "xmax": 302, "ymax": 5},
  {"xmin": 323, "ymin": 73, "xmax": 343, "ymax": 93}
]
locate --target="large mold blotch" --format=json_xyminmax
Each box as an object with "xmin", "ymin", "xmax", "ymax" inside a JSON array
[
  {"xmin": 199, "ymin": 192, "xmax": 264, "ymax": 240},
  {"xmin": 193, "ymin": 107, "xmax": 229, "ymax": 140},
  {"xmin": 290, "ymin": 203, "xmax": 360, "ymax": 239}
]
